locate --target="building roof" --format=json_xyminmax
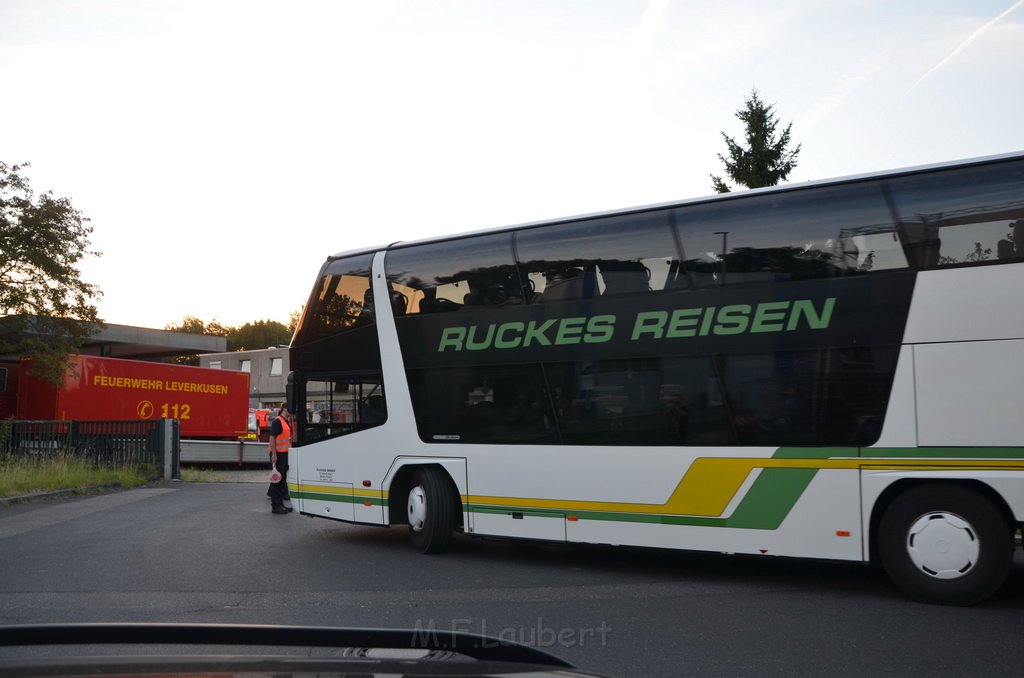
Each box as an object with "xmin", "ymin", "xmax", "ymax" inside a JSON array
[
  {"xmin": 0, "ymin": 319, "xmax": 227, "ymax": 361},
  {"xmin": 80, "ymin": 323, "xmax": 228, "ymax": 358}
]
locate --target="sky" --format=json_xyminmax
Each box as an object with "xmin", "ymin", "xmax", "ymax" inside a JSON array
[{"xmin": 2, "ymin": 0, "xmax": 1023, "ymax": 330}]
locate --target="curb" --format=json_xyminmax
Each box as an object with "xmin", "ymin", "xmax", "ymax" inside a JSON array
[{"xmin": 0, "ymin": 483, "xmax": 130, "ymax": 507}]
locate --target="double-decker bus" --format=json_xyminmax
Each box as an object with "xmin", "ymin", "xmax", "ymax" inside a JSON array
[{"xmin": 286, "ymin": 152, "xmax": 1024, "ymax": 605}]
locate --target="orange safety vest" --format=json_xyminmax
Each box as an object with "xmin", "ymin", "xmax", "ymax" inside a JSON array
[{"xmin": 269, "ymin": 416, "xmax": 292, "ymax": 454}]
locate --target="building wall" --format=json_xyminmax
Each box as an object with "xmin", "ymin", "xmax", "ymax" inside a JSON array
[{"xmin": 199, "ymin": 347, "xmax": 289, "ymax": 409}]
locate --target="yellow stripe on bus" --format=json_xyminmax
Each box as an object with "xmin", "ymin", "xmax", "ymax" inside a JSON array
[
  {"xmin": 294, "ymin": 458, "xmax": 1024, "ymax": 519},
  {"xmin": 295, "ymin": 483, "xmax": 381, "ymax": 499},
  {"xmin": 466, "ymin": 457, "xmax": 1024, "ymax": 518}
]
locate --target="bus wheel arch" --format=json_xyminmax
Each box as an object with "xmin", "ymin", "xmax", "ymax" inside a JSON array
[
  {"xmin": 390, "ymin": 464, "xmax": 462, "ymax": 554},
  {"xmin": 873, "ymin": 481, "xmax": 1015, "ymax": 605}
]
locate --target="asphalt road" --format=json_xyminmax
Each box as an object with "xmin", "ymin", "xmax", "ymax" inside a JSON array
[{"xmin": 1, "ymin": 480, "xmax": 1023, "ymax": 677}]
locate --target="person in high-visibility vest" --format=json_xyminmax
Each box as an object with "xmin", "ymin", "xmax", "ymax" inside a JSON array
[{"xmin": 269, "ymin": 405, "xmax": 293, "ymax": 515}]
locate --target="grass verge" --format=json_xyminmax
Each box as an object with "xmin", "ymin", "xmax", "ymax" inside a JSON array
[
  {"xmin": 0, "ymin": 454, "xmax": 155, "ymax": 499},
  {"xmin": 179, "ymin": 467, "xmax": 230, "ymax": 482}
]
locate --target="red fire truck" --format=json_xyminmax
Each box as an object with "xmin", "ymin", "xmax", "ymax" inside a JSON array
[{"xmin": 1, "ymin": 355, "xmax": 250, "ymax": 439}]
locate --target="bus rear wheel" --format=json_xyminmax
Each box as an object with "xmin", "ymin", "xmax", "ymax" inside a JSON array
[
  {"xmin": 407, "ymin": 468, "xmax": 457, "ymax": 554},
  {"xmin": 878, "ymin": 484, "xmax": 1013, "ymax": 605}
]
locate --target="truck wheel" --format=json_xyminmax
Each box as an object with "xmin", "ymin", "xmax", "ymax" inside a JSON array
[
  {"xmin": 878, "ymin": 484, "xmax": 1013, "ymax": 605},
  {"xmin": 407, "ymin": 468, "xmax": 456, "ymax": 554}
]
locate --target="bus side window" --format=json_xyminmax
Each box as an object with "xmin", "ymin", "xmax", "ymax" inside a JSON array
[
  {"xmin": 599, "ymin": 261, "xmax": 651, "ymax": 296},
  {"xmin": 675, "ymin": 181, "xmax": 900, "ymax": 287},
  {"xmin": 515, "ymin": 210, "xmax": 678, "ymax": 302},
  {"xmin": 362, "ymin": 394, "xmax": 387, "ymax": 424},
  {"xmin": 899, "ymin": 221, "xmax": 942, "ymax": 268},
  {"xmin": 299, "ymin": 375, "xmax": 386, "ymax": 443},
  {"xmin": 406, "ymin": 365, "xmax": 557, "ymax": 445},
  {"xmin": 885, "ymin": 160, "xmax": 1024, "ymax": 268},
  {"xmin": 390, "ymin": 290, "xmax": 408, "ymax": 316},
  {"xmin": 536, "ymin": 267, "xmax": 598, "ymax": 303},
  {"xmin": 385, "ymin": 233, "xmax": 523, "ymax": 315}
]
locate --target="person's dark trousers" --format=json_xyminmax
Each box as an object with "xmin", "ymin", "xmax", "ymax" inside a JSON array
[
  {"xmin": 270, "ymin": 453, "xmax": 289, "ymax": 508},
  {"xmin": 268, "ymin": 453, "xmax": 291, "ymax": 499}
]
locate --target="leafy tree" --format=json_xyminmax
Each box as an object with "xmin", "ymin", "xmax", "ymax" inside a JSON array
[
  {"xmin": 939, "ymin": 242, "xmax": 992, "ymax": 265},
  {"xmin": 0, "ymin": 162, "xmax": 102, "ymax": 384},
  {"xmin": 164, "ymin": 316, "xmax": 229, "ymax": 364},
  {"xmin": 288, "ymin": 307, "xmax": 303, "ymax": 334},
  {"xmin": 165, "ymin": 315, "xmax": 223, "ymax": 336},
  {"xmin": 711, "ymin": 89, "xmax": 801, "ymax": 193},
  {"xmin": 227, "ymin": 320, "xmax": 292, "ymax": 351},
  {"xmin": 964, "ymin": 242, "xmax": 992, "ymax": 263},
  {"xmin": 165, "ymin": 316, "xmax": 294, "ymax": 362}
]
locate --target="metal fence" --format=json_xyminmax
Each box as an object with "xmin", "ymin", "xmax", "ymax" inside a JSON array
[
  {"xmin": 0, "ymin": 419, "xmax": 179, "ymax": 479},
  {"xmin": 180, "ymin": 439, "xmax": 268, "ymax": 465}
]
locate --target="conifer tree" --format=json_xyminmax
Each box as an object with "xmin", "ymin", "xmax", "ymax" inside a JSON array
[{"xmin": 711, "ymin": 89, "xmax": 801, "ymax": 193}]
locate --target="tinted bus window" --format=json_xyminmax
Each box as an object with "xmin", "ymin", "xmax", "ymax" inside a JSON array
[
  {"xmin": 406, "ymin": 364, "xmax": 557, "ymax": 444},
  {"xmin": 515, "ymin": 210, "xmax": 682, "ymax": 303},
  {"xmin": 386, "ymin": 233, "xmax": 524, "ymax": 314},
  {"xmin": 676, "ymin": 181, "xmax": 905, "ymax": 288},
  {"xmin": 294, "ymin": 254, "xmax": 375, "ymax": 344},
  {"xmin": 545, "ymin": 356, "xmax": 734, "ymax": 446},
  {"xmin": 291, "ymin": 254, "xmax": 383, "ymax": 376},
  {"xmin": 301, "ymin": 374, "xmax": 386, "ymax": 443},
  {"xmin": 716, "ymin": 346, "xmax": 898, "ymax": 446},
  {"xmin": 884, "ymin": 159, "xmax": 1024, "ymax": 267}
]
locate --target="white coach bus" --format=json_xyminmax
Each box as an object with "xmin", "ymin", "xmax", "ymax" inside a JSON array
[{"xmin": 286, "ymin": 152, "xmax": 1024, "ymax": 605}]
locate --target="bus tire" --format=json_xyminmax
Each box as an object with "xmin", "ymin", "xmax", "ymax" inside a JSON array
[
  {"xmin": 407, "ymin": 468, "xmax": 456, "ymax": 554},
  {"xmin": 877, "ymin": 484, "xmax": 1013, "ymax": 605}
]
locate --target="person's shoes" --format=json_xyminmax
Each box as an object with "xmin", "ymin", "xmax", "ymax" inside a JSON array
[
  {"xmin": 283, "ymin": 499, "xmax": 293, "ymax": 512},
  {"xmin": 271, "ymin": 505, "xmax": 289, "ymax": 514}
]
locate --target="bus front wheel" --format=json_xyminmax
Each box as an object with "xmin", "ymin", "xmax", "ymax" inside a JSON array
[
  {"xmin": 878, "ymin": 484, "xmax": 1013, "ymax": 605},
  {"xmin": 407, "ymin": 468, "xmax": 456, "ymax": 554}
]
